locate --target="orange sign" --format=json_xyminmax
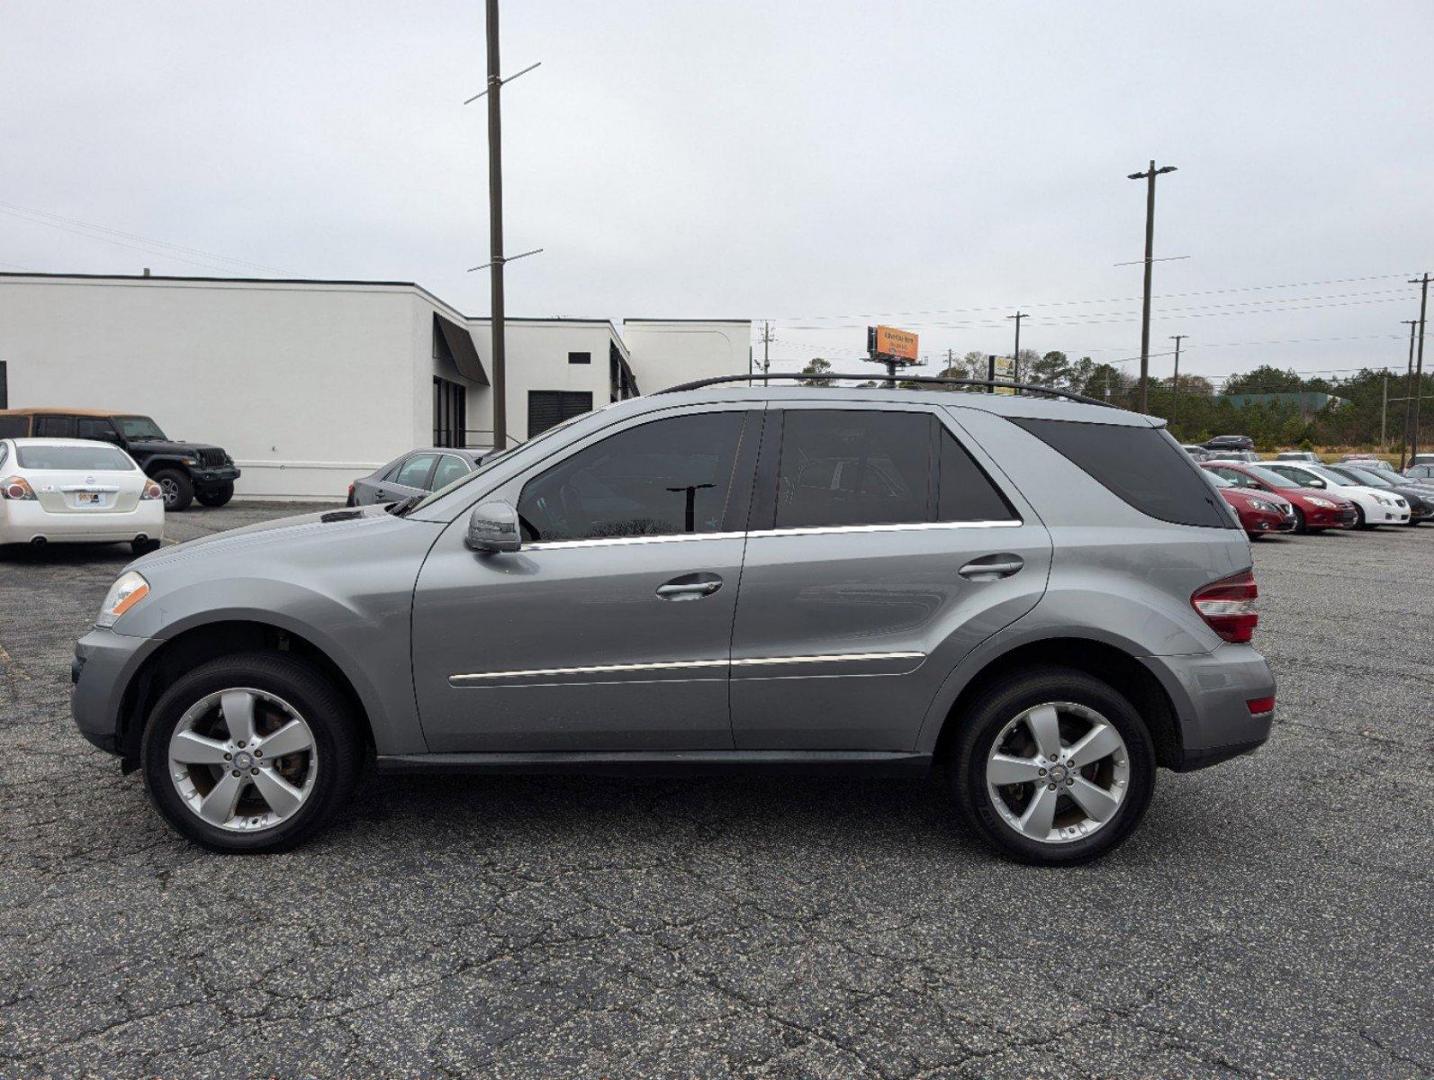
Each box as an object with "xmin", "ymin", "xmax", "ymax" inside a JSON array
[{"xmin": 873, "ymin": 325, "xmax": 919, "ymax": 361}]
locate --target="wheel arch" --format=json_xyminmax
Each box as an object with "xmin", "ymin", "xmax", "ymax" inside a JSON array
[
  {"xmin": 116, "ymin": 619, "xmax": 376, "ymax": 766},
  {"xmin": 926, "ymin": 636, "xmax": 1183, "ymax": 770}
]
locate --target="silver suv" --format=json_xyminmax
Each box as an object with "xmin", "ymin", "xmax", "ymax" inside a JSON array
[{"xmin": 72, "ymin": 381, "xmax": 1275, "ymax": 864}]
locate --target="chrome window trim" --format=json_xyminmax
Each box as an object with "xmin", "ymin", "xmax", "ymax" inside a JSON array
[
  {"xmin": 450, "ymin": 650, "xmax": 926, "ymax": 686},
  {"xmin": 522, "ymin": 519, "xmax": 1019, "ymax": 551}
]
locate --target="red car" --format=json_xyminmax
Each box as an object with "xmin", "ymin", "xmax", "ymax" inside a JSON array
[
  {"xmin": 1202, "ymin": 461, "xmax": 1358, "ymax": 533},
  {"xmin": 1205, "ymin": 471, "xmax": 1296, "ymax": 537}
]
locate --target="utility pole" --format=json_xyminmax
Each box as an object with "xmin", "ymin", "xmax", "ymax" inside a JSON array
[
  {"xmin": 1381, "ymin": 371, "xmax": 1388, "ymax": 448},
  {"xmin": 1411, "ymin": 273, "xmax": 1430, "ymax": 464},
  {"xmin": 1007, "ymin": 311, "xmax": 1026, "ymax": 386},
  {"xmin": 759, "ymin": 321, "xmax": 773, "ymax": 386},
  {"xmin": 1169, "ymin": 334, "xmax": 1186, "ymax": 431},
  {"xmin": 483, "ymin": 0, "xmax": 507, "ymax": 448},
  {"xmin": 1400, "ymin": 319, "xmax": 1418, "ymax": 468},
  {"xmin": 1127, "ymin": 160, "xmax": 1178, "ymax": 414}
]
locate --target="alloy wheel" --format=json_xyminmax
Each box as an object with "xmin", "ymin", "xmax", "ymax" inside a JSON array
[
  {"xmin": 167, "ymin": 688, "xmax": 319, "ymax": 832},
  {"xmin": 159, "ymin": 477, "xmax": 180, "ymax": 508},
  {"xmin": 985, "ymin": 701, "xmax": 1130, "ymax": 845}
]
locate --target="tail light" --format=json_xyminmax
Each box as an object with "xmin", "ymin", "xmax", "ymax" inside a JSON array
[
  {"xmin": 1192, "ymin": 568, "xmax": 1259, "ymax": 643},
  {"xmin": 140, "ymin": 480, "xmax": 164, "ymax": 501},
  {"xmin": 1246, "ymin": 696, "xmax": 1276, "ymax": 719},
  {"xmin": 1, "ymin": 476, "xmax": 36, "ymax": 501}
]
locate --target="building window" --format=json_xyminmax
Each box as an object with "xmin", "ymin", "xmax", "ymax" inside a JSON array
[
  {"xmin": 528, "ymin": 391, "xmax": 593, "ymax": 437},
  {"xmin": 568, "ymin": 351, "xmax": 591, "ymax": 365},
  {"xmin": 433, "ymin": 376, "xmax": 467, "ymax": 448}
]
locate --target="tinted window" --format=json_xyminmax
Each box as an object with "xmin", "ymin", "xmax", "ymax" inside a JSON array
[
  {"xmin": 75, "ymin": 417, "xmax": 116, "ymax": 439},
  {"xmin": 431, "ymin": 454, "xmax": 470, "ymax": 490},
  {"xmin": 1012, "ymin": 418, "xmax": 1232, "ymax": 528},
  {"xmin": 395, "ymin": 454, "xmax": 437, "ymax": 489},
  {"xmin": 519, "ymin": 412, "xmax": 746, "ymax": 542},
  {"xmin": 939, "ymin": 428, "xmax": 1017, "ymax": 521},
  {"xmin": 35, "ymin": 415, "xmax": 75, "ymax": 437},
  {"xmin": 775, "ymin": 410, "xmax": 931, "ymax": 529},
  {"xmin": 115, "ymin": 416, "xmax": 167, "ymax": 440},
  {"xmin": 0, "ymin": 416, "xmax": 28, "ymax": 437},
  {"xmin": 568, "ymin": 351, "xmax": 591, "ymax": 365},
  {"xmin": 17, "ymin": 445, "xmax": 134, "ymax": 470}
]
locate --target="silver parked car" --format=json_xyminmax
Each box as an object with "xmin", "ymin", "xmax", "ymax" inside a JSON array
[
  {"xmin": 72, "ymin": 381, "xmax": 1276, "ymax": 865},
  {"xmin": 347, "ymin": 447, "xmax": 485, "ymax": 507}
]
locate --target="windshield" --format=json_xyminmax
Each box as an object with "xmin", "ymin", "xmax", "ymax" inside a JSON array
[
  {"xmin": 1331, "ymin": 466, "xmax": 1390, "ymax": 487},
  {"xmin": 1205, "ymin": 472, "xmax": 1232, "ymax": 488},
  {"xmin": 17, "ymin": 445, "xmax": 135, "ymax": 471},
  {"xmin": 1243, "ymin": 464, "xmax": 1298, "ymax": 488},
  {"xmin": 115, "ymin": 415, "xmax": 168, "ymax": 440}
]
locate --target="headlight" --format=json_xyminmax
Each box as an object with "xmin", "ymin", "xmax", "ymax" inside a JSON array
[
  {"xmin": 97, "ymin": 571, "xmax": 150, "ymax": 628},
  {"xmin": 1308, "ymin": 497, "xmax": 1336, "ymax": 509},
  {"xmin": 180, "ymin": 457, "xmax": 198, "ymax": 466},
  {"xmin": 1248, "ymin": 498, "xmax": 1276, "ymax": 513},
  {"xmin": 1374, "ymin": 494, "xmax": 1393, "ymax": 506}
]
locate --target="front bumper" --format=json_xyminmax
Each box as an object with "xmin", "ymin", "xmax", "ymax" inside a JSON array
[
  {"xmin": 71, "ymin": 627, "xmax": 162, "ymax": 756},
  {"xmin": 191, "ymin": 466, "xmax": 240, "ymax": 487},
  {"xmin": 1138, "ymin": 645, "xmax": 1276, "ymax": 771},
  {"xmin": 1244, "ymin": 508, "xmax": 1295, "ymax": 534}
]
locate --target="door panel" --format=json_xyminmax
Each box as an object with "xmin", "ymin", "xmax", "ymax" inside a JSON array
[
  {"xmin": 410, "ymin": 404, "xmax": 761, "ymax": 753},
  {"xmin": 729, "ymin": 404, "xmax": 1051, "ymax": 751},
  {"xmin": 729, "ymin": 523, "xmax": 1051, "ymax": 749},
  {"xmin": 412, "ymin": 532, "xmax": 745, "ymax": 752}
]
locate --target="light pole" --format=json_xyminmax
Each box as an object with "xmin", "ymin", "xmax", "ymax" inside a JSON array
[
  {"xmin": 1169, "ymin": 334, "xmax": 1186, "ymax": 432},
  {"xmin": 1128, "ymin": 160, "xmax": 1178, "ymax": 414}
]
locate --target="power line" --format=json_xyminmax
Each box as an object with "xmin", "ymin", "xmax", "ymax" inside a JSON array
[{"xmin": 0, "ymin": 200, "xmax": 286, "ymax": 274}]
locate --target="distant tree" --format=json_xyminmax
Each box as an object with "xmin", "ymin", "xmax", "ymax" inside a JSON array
[
  {"xmin": 1027, "ymin": 350, "xmax": 1071, "ymax": 388},
  {"xmin": 799, "ymin": 357, "xmax": 835, "ymax": 388},
  {"xmin": 1223, "ymin": 365, "xmax": 1303, "ymax": 396}
]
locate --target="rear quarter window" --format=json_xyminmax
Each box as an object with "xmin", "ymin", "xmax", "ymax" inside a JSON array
[
  {"xmin": 0, "ymin": 416, "xmax": 28, "ymax": 438},
  {"xmin": 1010, "ymin": 418, "xmax": 1233, "ymax": 528}
]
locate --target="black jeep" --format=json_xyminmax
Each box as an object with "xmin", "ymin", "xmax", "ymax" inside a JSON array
[{"xmin": 0, "ymin": 409, "xmax": 240, "ymax": 511}]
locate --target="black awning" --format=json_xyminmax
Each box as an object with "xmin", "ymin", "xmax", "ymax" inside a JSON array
[{"xmin": 433, "ymin": 313, "xmax": 489, "ymax": 386}]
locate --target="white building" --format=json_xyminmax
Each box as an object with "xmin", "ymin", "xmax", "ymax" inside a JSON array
[{"xmin": 0, "ymin": 272, "xmax": 749, "ymax": 500}]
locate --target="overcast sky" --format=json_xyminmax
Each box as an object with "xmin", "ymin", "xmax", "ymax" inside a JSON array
[{"xmin": 2, "ymin": 1, "xmax": 1431, "ymax": 384}]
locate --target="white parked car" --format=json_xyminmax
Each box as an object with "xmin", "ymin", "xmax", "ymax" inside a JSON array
[
  {"xmin": 1263, "ymin": 462, "xmax": 1410, "ymax": 528},
  {"xmin": 0, "ymin": 438, "xmax": 165, "ymax": 554}
]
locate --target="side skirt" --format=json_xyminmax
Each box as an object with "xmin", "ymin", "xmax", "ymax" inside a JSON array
[{"xmin": 375, "ymin": 749, "xmax": 934, "ymax": 779}]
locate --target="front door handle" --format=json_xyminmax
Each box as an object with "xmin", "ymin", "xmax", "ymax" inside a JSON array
[
  {"xmin": 959, "ymin": 554, "xmax": 1024, "ymax": 581},
  {"xmin": 656, "ymin": 572, "xmax": 724, "ymax": 601}
]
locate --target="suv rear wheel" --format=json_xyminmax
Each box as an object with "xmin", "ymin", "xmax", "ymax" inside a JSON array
[
  {"xmin": 951, "ymin": 667, "xmax": 1156, "ymax": 865},
  {"xmin": 141, "ymin": 653, "xmax": 362, "ymax": 853},
  {"xmin": 152, "ymin": 468, "xmax": 193, "ymax": 512}
]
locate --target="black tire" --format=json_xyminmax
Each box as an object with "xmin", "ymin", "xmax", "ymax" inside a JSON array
[
  {"xmin": 950, "ymin": 666, "xmax": 1156, "ymax": 866},
  {"xmin": 1353, "ymin": 504, "xmax": 1370, "ymax": 529},
  {"xmin": 152, "ymin": 468, "xmax": 194, "ymax": 512},
  {"xmin": 1291, "ymin": 506, "xmax": 1307, "ymax": 534},
  {"xmin": 140, "ymin": 652, "xmax": 363, "ymax": 853},
  {"xmin": 196, "ymin": 482, "xmax": 234, "ymax": 508},
  {"xmin": 131, "ymin": 538, "xmax": 161, "ymax": 556}
]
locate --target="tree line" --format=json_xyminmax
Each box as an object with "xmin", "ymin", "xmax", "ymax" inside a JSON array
[{"xmin": 796, "ymin": 352, "xmax": 1434, "ymax": 451}]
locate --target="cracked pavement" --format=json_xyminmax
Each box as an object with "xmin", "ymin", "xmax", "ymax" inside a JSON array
[{"xmin": 1, "ymin": 503, "xmax": 1431, "ymax": 1077}]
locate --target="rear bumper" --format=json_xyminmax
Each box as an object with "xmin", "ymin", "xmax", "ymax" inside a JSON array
[
  {"xmin": 1138, "ymin": 646, "xmax": 1276, "ymax": 771},
  {"xmin": 0, "ymin": 501, "xmax": 164, "ymax": 544}
]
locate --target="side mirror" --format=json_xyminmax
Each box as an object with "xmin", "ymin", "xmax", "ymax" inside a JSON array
[
  {"xmin": 466, "ymin": 500, "xmax": 521, "ymax": 553},
  {"xmin": 1307, "ymin": 478, "xmax": 1325, "ymax": 488}
]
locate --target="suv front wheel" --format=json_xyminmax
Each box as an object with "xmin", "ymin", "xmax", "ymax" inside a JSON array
[
  {"xmin": 141, "ymin": 653, "xmax": 362, "ymax": 852},
  {"xmin": 951, "ymin": 667, "xmax": 1156, "ymax": 865},
  {"xmin": 152, "ymin": 468, "xmax": 194, "ymax": 512}
]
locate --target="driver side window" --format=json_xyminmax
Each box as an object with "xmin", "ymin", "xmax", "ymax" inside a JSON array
[{"xmin": 517, "ymin": 412, "xmax": 748, "ymax": 542}]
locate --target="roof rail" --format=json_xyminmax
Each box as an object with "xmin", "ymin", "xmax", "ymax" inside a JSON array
[{"xmin": 655, "ymin": 372, "xmax": 1118, "ymax": 408}]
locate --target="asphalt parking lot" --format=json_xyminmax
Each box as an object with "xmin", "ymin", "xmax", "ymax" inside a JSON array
[{"xmin": 1, "ymin": 504, "xmax": 1431, "ymax": 1078}]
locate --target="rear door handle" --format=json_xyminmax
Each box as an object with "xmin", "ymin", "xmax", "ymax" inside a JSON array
[
  {"xmin": 656, "ymin": 572, "xmax": 723, "ymax": 600},
  {"xmin": 959, "ymin": 554, "xmax": 1024, "ymax": 581}
]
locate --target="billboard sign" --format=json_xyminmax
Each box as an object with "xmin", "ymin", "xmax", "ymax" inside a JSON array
[
  {"xmin": 871, "ymin": 325, "xmax": 919, "ymax": 362},
  {"xmin": 990, "ymin": 355, "xmax": 1016, "ymax": 395}
]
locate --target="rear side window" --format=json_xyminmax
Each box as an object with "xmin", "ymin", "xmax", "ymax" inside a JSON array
[
  {"xmin": 394, "ymin": 453, "xmax": 438, "ymax": 489},
  {"xmin": 1011, "ymin": 418, "xmax": 1232, "ymax": 528},
  {"xmin": 34, "ymin": 415, "xmax": 75, "ymax": 437},
  {"xmin": 0, "ymin": 417, "xmax": 27, "ymax": 438},
  {"xmin": 939, "ymin": 428, "xmax": 1017, "ymax": 522}
]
